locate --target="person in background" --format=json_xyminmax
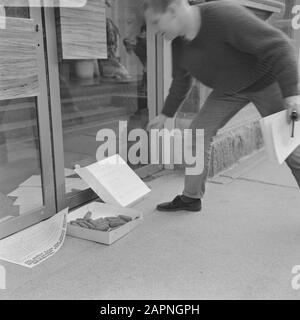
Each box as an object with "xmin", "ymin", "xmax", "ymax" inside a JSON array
[{"xmin": 124, "ymin": 24, "xmax": 147, "ymax": 93}]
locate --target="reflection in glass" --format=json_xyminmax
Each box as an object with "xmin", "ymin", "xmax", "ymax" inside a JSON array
[
  {"xmin": 0, "ymin": 98, "xmax": 44, "ymax": 223},
  {"xmin": 58, "ymin": 0, "xmax": 149, "ymax": 198}
]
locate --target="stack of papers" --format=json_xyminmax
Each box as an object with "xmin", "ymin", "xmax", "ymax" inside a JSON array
[
  {"xmin": 6, "ymin": 168, "xmax": 85, "ymax": 215},
  {"xmin": 260, "ymin": 110, "xmax": 300, "ymax": 164},
  {"xmin": 8, "ymin": 185, "xmax": 43, "ymax": 215}
]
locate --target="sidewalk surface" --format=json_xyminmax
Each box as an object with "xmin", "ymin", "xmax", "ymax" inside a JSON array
[{"xmin": 0, "ymin": 150, "xmax": 300, "ymax": 300}]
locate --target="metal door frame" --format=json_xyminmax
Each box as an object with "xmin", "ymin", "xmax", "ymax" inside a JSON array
[{"xmin": 0, "ymin": 7, "xmax": 56, "ymax": 239}]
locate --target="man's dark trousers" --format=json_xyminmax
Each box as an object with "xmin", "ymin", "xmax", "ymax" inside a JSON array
[{"xmin": 183, "ymin": 82, "xmax": 300, "ymax": 199}]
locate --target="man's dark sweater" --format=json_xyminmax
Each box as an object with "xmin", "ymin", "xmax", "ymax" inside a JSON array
[{"xmin": 162, "ymin": 1, "xmax": 299, "ymax": 118}]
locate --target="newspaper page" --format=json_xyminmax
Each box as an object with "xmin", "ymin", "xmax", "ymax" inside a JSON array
[{"xmin": 0, "ymin": 208, "xmax": 68, "ymax": 268}]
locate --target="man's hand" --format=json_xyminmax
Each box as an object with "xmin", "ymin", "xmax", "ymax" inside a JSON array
[
  {"xmin": 284, "ymin": 95, "xmax": 300, "ymax": 123},
  {"xmin": 147, "ymin": 114, "xmax": 168, "ymax": 131}
]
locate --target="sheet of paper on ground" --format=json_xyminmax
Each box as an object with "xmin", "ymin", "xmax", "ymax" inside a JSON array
[{"xmin": 0, "ymin": 208, "xmax": 68, "ymax": 268}]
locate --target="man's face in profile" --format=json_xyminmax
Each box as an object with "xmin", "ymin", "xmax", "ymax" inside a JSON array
[{"xmin": 145, "ymin": 6, "xmax": 182, "ymax": 41}]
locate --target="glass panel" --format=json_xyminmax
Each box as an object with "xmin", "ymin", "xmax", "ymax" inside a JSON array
[
  {"xmin": 57, "ymin": 0, "xmax": 149, "ymax": 198},
  {"xmin": 0, "ymin": 98, "xmax": 44, "ymax": 223}
]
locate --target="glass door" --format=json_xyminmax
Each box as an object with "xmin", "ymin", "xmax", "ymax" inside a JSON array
[
  {"xmin": 44, "ymin": 0, "xmax": 162, "ymax": 210},
  {"xmin": 0, "ymin": 6, "xmax": 56, "ymax": 239}
]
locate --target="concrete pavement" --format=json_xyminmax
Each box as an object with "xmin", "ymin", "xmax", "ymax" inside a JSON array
[{"xmin": 0, "ymin": 149, "xmax": 299, "ymax": 300}]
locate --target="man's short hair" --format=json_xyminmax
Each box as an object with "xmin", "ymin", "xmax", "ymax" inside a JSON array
[{"xmin": 142, "ymin": 0, "xmax": 180, "ymax": 14}]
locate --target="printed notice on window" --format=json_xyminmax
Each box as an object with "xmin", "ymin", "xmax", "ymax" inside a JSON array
[{"xmin": 0, "ymin": 208, "xmax": 68, "ymax": 268}]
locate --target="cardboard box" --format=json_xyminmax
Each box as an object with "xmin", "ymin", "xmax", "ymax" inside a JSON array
[
  {"xmin": 67, "ymin": 202, "xmax": 143, "ymax": 245},
  {"xmin": 74, "ymin": 154, "xmax": 151, "ymax": 207},
  {"xmin": 67, "ymin": 155, "xmax": 150, "ymax": 245}
]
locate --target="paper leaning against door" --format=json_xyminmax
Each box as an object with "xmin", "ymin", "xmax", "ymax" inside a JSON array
[
  {"xmin": 260, "ymin": 110, "xmax": 300, "ymax": 164},
  {"xmin": 0, "ymin": 208, "xmax": 68, "ymax": 268}
]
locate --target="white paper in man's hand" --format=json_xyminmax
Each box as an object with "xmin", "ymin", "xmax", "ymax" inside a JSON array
[{"xmin": 260, "ymin": 111, "xmax": 300, "ymax": 164}]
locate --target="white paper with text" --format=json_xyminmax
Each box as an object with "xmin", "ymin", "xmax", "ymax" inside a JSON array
[{"xmin": 0, "ymin": 208, "xmax": 68, "ymax": 268}]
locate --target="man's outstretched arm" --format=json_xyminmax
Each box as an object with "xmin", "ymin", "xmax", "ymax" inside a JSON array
[
  {"xmin": 161, "ymin": 63, "xmax": 193, "ymax": 118},
  {"xmin": 148, "ymin": 40, "xmax": 193, "ymax": 130}
]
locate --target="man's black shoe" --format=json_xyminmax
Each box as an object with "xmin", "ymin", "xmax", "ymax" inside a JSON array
[{"xmin": 157, "ymin": 195, "xmax": 202, "ymax": 212}]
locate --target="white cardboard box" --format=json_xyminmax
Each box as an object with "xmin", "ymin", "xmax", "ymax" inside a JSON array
[
  {"xmin": 67, "ymin": 155, "xmax": 150, "ymax": 245},
  {"xmin": 67, "ymin": 202, "xmax": 143, "ymax": 245},
  {"xmin": 74, "ymin": 154, "xmax": 151, "ymax": 207}
]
